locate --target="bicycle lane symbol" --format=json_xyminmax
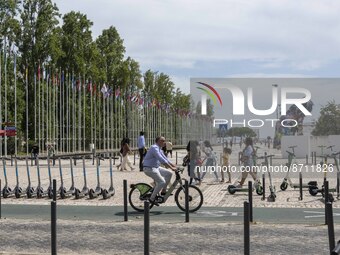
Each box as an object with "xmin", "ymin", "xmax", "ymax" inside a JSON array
[
  {"xmin": 304, "ymin": 211, "xmax": 340, "ymax": 218},
  {"xmin": 181, "ymin": 210, "xmax": 240, "ymax": 218}
]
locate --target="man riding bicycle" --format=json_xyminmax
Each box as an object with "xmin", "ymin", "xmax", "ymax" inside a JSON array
[{"xmin": 143, "ymin": 136, "xmax": 177, "ymax": 206}]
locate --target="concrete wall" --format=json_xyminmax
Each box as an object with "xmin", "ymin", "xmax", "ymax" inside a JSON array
[
  {"xmin": 282, "ymin": 135, "xmax": 340, "ymax": 158},
  {"xmin": 281, "ymin": 136, "xmax": 310, "ymax": 158}
]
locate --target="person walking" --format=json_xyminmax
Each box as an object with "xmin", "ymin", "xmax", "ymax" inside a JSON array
[
  {"xmin": 237, "ymin": 137, "xmax": 258, "ymax": 187},
  {"xmin": 186, "ymin": 140, "xmax": 201, "ymax": 185},
  {"xmin": 200, "ymin": 140, "xmax": 219, "ymax": 182},
  {"xmin": 117, "ymin": 138, "xmax": 135, "ymax": 171},
  {"xmin": 165, "ymin": 141, "xmax": 173, "ymax": 158},
  {"xmin": 137, "ymin": 131, "xmax": 146, "ymax": 171},
  {"xmin": 221, "ymin": 147, "xmax": 232, "ymax": 183}
]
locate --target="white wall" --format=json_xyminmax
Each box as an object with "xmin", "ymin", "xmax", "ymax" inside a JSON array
[
  {"xmin": 282, "ymin": 135, "xmax": 340, "ymax": 158},
  {"xmin": 281, "ymin": 136, "xmax": 310, "ymax": 158}
]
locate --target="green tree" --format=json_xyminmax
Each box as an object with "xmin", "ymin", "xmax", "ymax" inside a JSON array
[{"xmin": 312, "ymin": 102, "xmax": 340, "ymax": 136}]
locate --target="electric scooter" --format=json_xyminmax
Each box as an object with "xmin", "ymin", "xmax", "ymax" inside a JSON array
[
  {"xmin": 280, "ymin": 146, "xmax": 317, "ymax": 191},
  {"xmin": 102, "ymin": 156, "xmax": 115, "ymax": 199},
  {"xmin": 74, "ymin": 156, "xmax": 89, "ymax": 199},
  {"xmin": 309, "ymin": 150, "xmax": 340, "ymax": 202},
  {"xmin": 36, "ymin": 157, "xmax": 53, "ymax": 199},
  {"xmin": 258, "ymin": 153, "xmax": 276, "ymax": 202},
  {"xmin": 13, "ymin": 156, "xmax": 25, "ymax": 198},
  {"xmin": 2, "ymin": 158, "xmax": 15, "ymax": 198},
  {"xmin": 25, "ymin": 157, "xmax": 36, "ymax": 198},
  {"xmin": 59, "ymin": 157, "xmax": 75, "ymax": 199},
  {"xmin": 89, "ymin": 157, "xmax": 103, "ymax": 199}
]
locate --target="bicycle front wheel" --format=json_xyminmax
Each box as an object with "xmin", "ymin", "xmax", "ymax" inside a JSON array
[{"xmin": 175, "ymin": 184, "xmax": 203, "ymax": 212}]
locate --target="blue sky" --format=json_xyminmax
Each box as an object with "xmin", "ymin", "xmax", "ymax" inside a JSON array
[{"xmin": 54, "ymin": 0, "xmax": 340, "ymax": 94}]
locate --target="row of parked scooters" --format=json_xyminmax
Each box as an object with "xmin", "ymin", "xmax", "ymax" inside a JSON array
[
  {"xmin": 227, "ymin": 145, "xmax": 340, "ymax": 203},
  {"xmin": 1, "ymin": 156, "xmax": 115, "ymax": 200}
]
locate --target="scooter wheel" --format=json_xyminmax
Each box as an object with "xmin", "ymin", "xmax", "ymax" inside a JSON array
[
  {"xmin": 228, "ymin": 185, "xmax": 236, "ymax": 194},
  {"xmin": 280, "ymin": 182, "xmax": 288, "ymax": 191},
  {"xmin": 256, "ymin": 186, "xmax": 263, "ymax": 196},
  {"xmin": 15, "ymin": 190, "xmax": 21, "ymax": 198},
  {"xmin": 89, "ymin": 189, "xmax": 94, "ymax": 199},
  {"xmin": 267, "ymin": 194, "xmax": 276, "ymax": 202},
  {"xmin": 102, "ymin": 190, "xmax": 108, "ymax": 199},
  {"xmin": 74, "ymin": 189, "xmax": 80, "ymax": 199},
  {"xmin": 27, "ymin": 188, "xmax": 34, "ymax": 198}
]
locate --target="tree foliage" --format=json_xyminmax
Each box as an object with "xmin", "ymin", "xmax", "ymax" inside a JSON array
[{"xmin": 312, "ymin": 101, "xmax": 340, "ymax": 136}]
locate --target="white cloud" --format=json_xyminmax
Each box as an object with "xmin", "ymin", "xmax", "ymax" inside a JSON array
[{"xmin": 54, "ymin": 0, "xmax": 340, "ymax": 88}]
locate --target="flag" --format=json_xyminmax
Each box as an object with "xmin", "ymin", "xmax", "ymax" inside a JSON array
[
  {"xmin": 105, "ymin": 88, "xmax": 112, "ymax": 98},
  {"xmin": 93, "ymin": 83, "xmax": 97, "ymax": 95},
  {"xmin": 38, "ymin": 64, "xmax": 41, "ymax": 80},
  {"xmin": 115, "ymin": 87, "xmax": 120, "ymax": 99},
  {"xmin": 101, "ymin": 83, "xmax": 108, "ymax": 97},
  {"xmin": 87, "ymin": 81, "xmax": 92, "ymax": 93},
  {"xmin": 13, "ymin": 53, "xmax": 16, "ymax": 73}
]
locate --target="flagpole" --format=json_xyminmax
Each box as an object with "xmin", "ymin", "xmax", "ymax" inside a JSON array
[
  {"xmin": 78, "ymin": 75, "xmax": 81, "ymax": 151},
  {"xmin": 90, "ymin": 80, "xmax": 93, "ymax": 150},
  {"xmin": 46, "ymin": 66, "xmax": 49, "ymax": 147},
  {"xmin": 0, "ymin": 44, "xmax": 2, "ymax": 156},
  {"xmin": 4, "ymin": 37, "xmax": 7, "ymax": 156},
  {"xmin": 14, "ymin": 52, "xmax": 17, "ymax": 155},
  {"xmin": 103, "ymin": 85, "xmax": 105, "ymax": 151},
  {"xmin": 26, "ymin": 66, "xmax": 28, "ymax": 155},
  {"xmin": 42, "ymin": 66, "xmax": 45, "ymax": 152},
  {"xmin": 83, "ymin": 72, "xmax": 85, "ymax": 152}
]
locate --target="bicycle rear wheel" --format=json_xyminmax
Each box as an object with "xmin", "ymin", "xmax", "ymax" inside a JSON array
[
  {"xmin": 129, "ymin": 183, "xmax": 154, "ymax": 212},
  {"xmin": 175, "ymin": 184, "xmax": 203, "ymax": 212}
]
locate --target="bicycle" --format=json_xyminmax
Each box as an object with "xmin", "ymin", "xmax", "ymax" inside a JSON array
[{"xmin": 129, "ymin": 167, "xmax": 204, "ymax": 212}]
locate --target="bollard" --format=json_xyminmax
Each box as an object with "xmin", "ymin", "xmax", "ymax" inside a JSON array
[
  {"xmin": 134, "ymin": 152, "xmax": 136, "ymax": 165},
  {"xmin": 113, "ymin": 153, "xmax": 116, "ymax": 165},
  {"xmin": 74, "ymin": 157, "xmax": 77, "ymax": 166},
  {"xmin": 327, "ymin": 202, "xmax": 336, "ymax": 253},
  {"xmin": 176, "ymin": 152, "xmax": 178, "ymax": 165},
  {"xmin": 51, "ymin": 200, "xmax": 57, "ymax": 255},
  {"xmin": 314, "ymin": 152, "xmax": 317, "ymax": 166},
  {"xmin": 0, "ymin": 179, "xmax": 1, "ymax": 219},
  {"xmin": 185, "ymin": 180, "xmax": 190, "ymax": 223},
  {"xmin": 306, "ymin": 154, "xmax": 308, "ymax": 165},
  {"xmin": 11, "ymin": 155, "xmax": 13, "ymax": 166},
  {"xmin": 244, "ymin": 201, "xmax": 250, "ymax": 255},
  {"xmin": 262, "ymin": 173, "xmax": 266, "ymax": 201},
  {"xmin": 325, "ymin": 181, "xmax": 329, "ymax": 225},
  {"xmin": 92, "ymin": 154, "xmax": 95, "ymax": 165},
  {"xmin": 123, "ymin": 180, "xmax": 128, "ymax": 222},
  {"xmin": 53, "ymin": 154, "xmax": 56, "ymax": 166},
  {"xmin": 337, "ymin": 172, "xmax": 340, "ymax": 200},
  {"xmin": 248, "ymin": 181, "xmax": 253, "ymax": 223},
  {"xmin": 144, "ymin": 201, "xmax": 150, "ymax": 255},
  {"xmin": 53, "ymin": 179, "xmax": 57, "ymax": 202},
  {"xmin": 299, "ymin": 172, "xmax": 303, "ymax": 201}
]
